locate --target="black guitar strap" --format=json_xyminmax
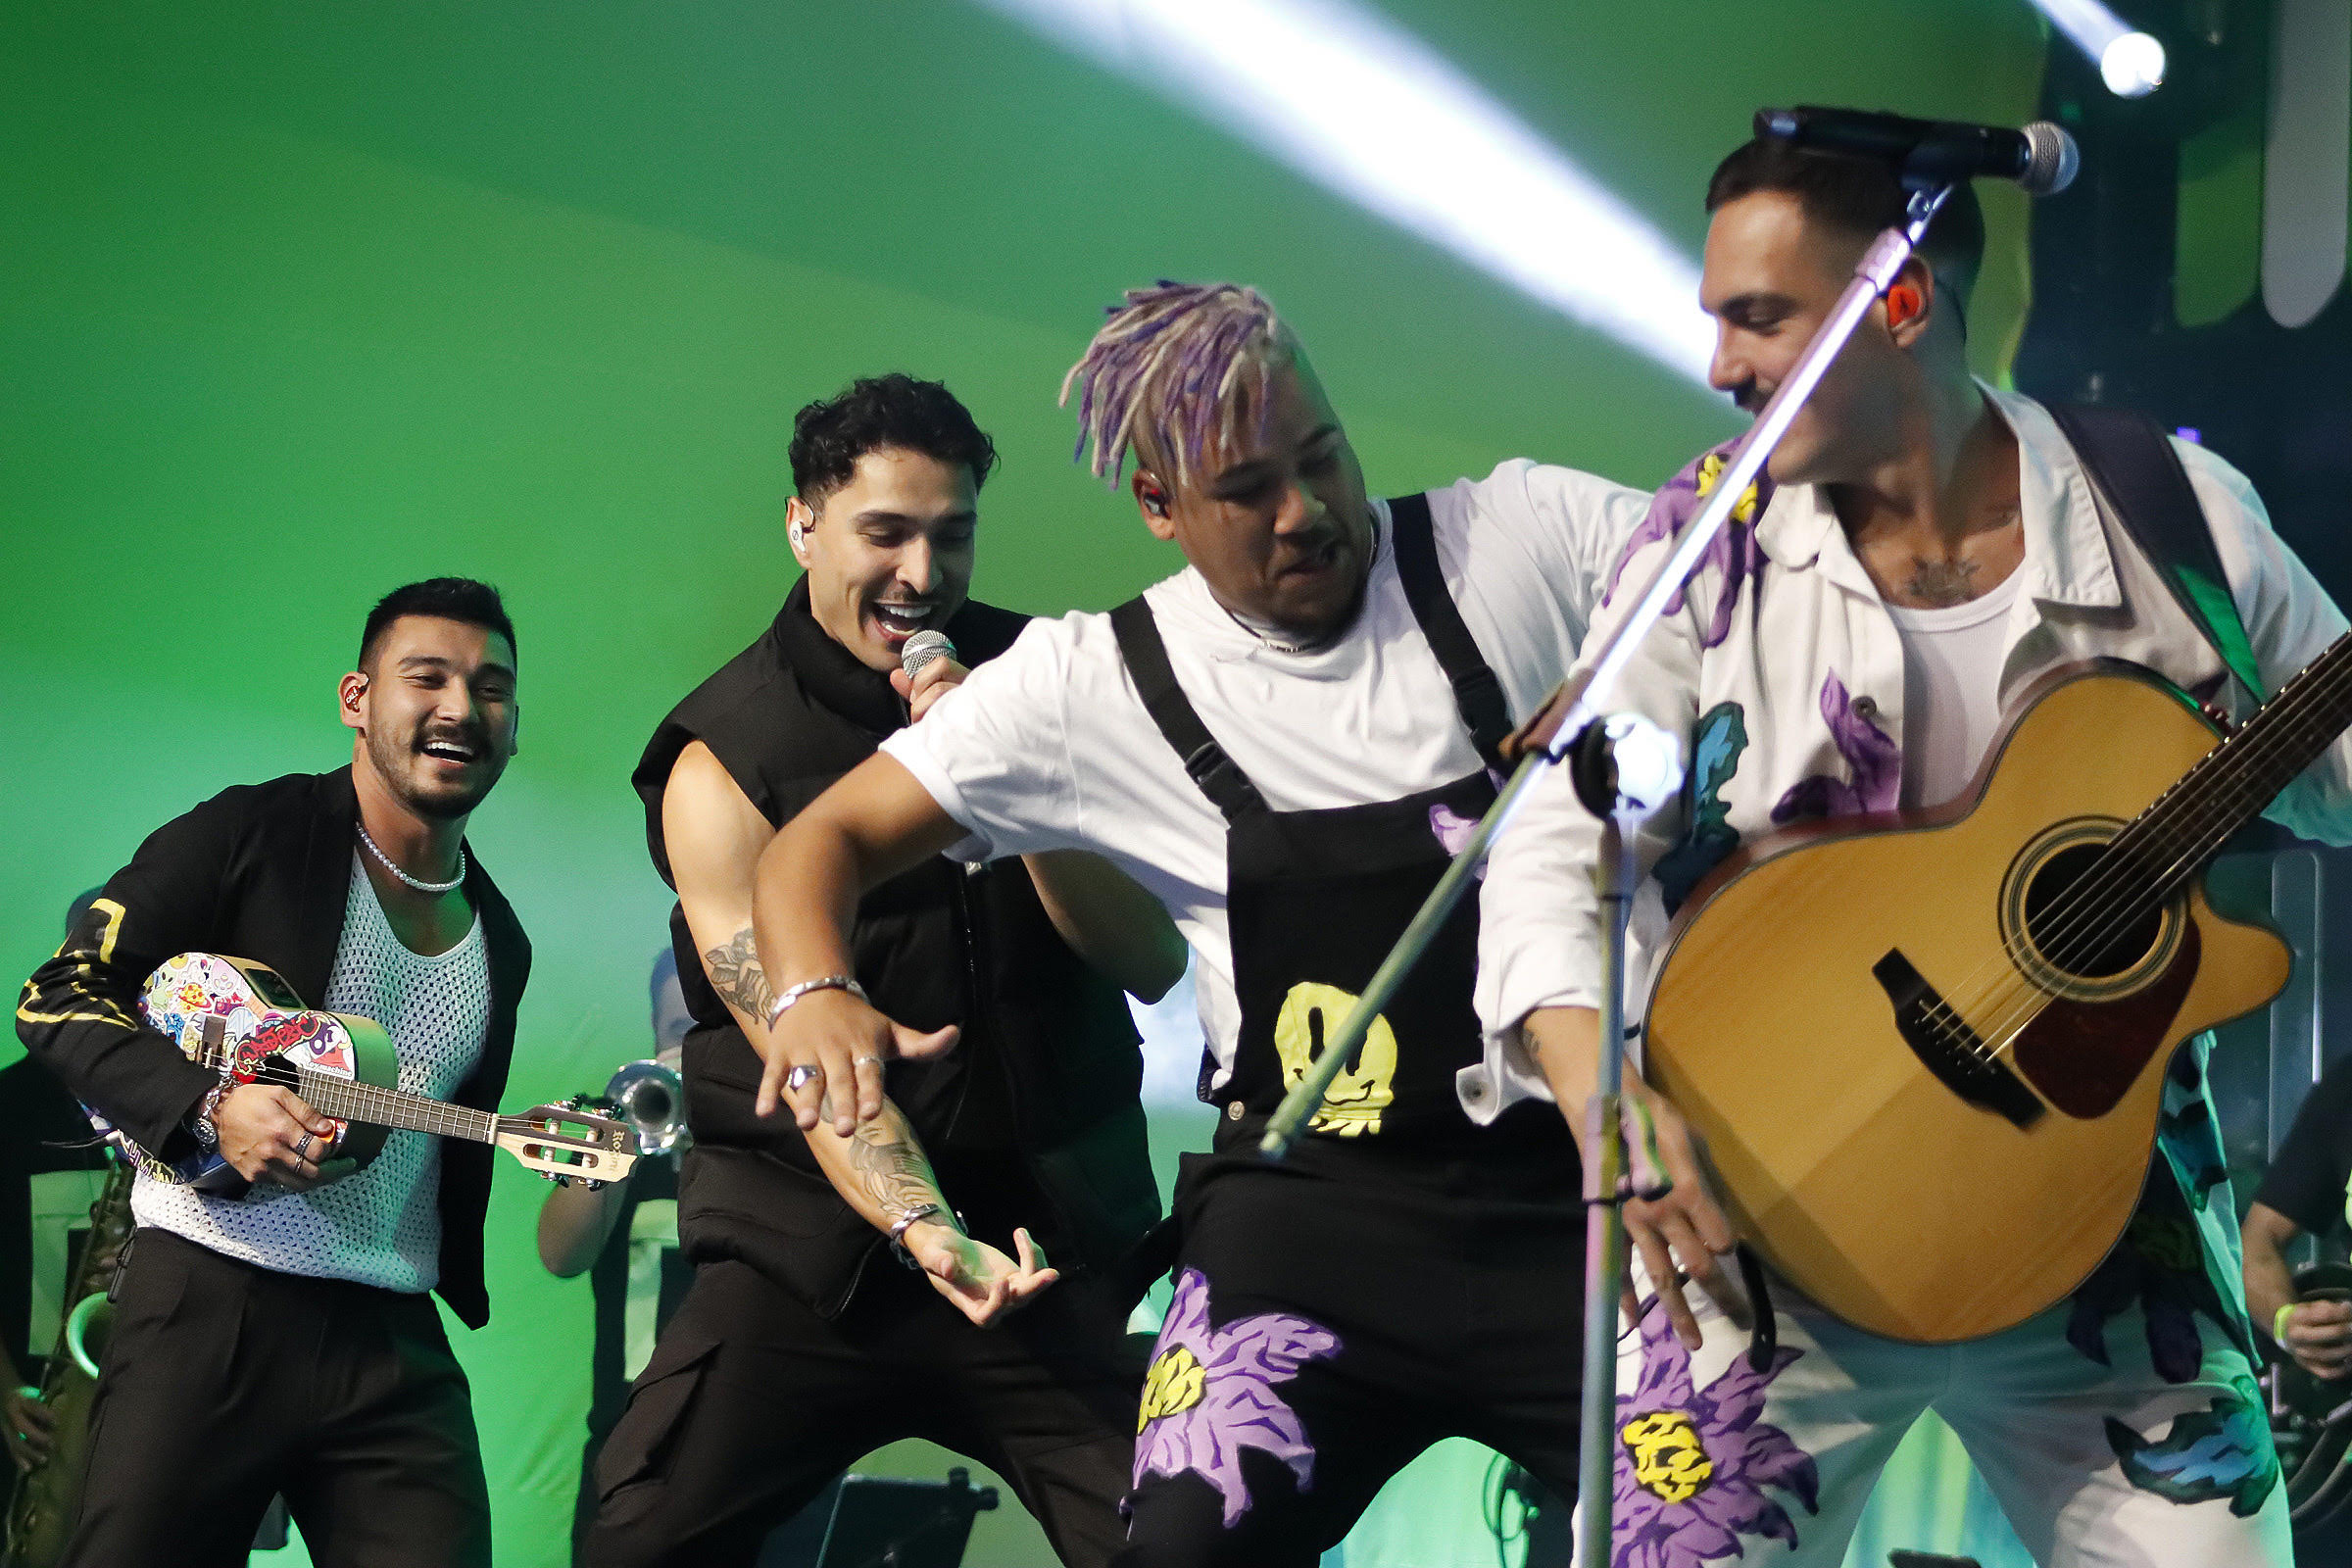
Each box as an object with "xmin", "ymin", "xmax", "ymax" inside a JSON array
[{"xmin": 2049, "ymin": 405, "xmax": 2266, "ymax": 704}]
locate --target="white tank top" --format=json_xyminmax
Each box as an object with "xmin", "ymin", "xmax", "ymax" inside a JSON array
[
  {"xmin": 1888, "ymin": 570, "xmax": 2026, "ymax": 810},
  {"xmin": 133, "ymin": 852, "xmax": 490, "ymax": 1292}
]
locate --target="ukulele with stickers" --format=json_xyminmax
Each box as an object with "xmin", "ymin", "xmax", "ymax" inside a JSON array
[{"xmin": 87, "ymin": 952, "xmax": 635, "ymax": 1196}]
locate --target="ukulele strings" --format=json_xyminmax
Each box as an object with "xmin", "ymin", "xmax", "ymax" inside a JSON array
[
  {"xmin": 288, "ymin": 1063, "xmax": 497, "ymax": 1144},
  {"xmin": 1910, "ymin": 637, "xmax": 2352, "ymax": 1065}
]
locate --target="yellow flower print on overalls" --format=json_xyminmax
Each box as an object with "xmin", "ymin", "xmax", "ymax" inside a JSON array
[{"xmin": 1623, "ymin": 1409, "xmax": 1717, "ymax": 1504}]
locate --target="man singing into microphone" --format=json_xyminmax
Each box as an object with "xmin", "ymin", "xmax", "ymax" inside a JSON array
[
  {"xmin": 1478, "ymin": 133, "xmax": 2352, "ymax": 1565},
  {"xmin": 751, "ymin": 284, "xmax": 1648, "ymax": 1565},
  {"xmin": 590, "ymin": 373, "xmax": 1183, "ymax": 1568}
]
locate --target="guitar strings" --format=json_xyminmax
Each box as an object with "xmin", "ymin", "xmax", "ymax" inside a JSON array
[
  {"xmin": 1960, "ymin": 643, "xmax": 2352, "ymax": 1050},
  {"xmin": 1906, "ymin": 636, "xmax": 2352, "ymax": 1070},
  {"xmin": 1886, "ymin": 638, "xmax": 2352, "ymax": 1063},
  {"xmin": 1933, "ymin": 645, "xmax": 2352, "ymax": 1063}
]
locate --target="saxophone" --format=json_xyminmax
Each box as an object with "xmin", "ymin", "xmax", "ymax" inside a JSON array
[{"xmin": 4, "ymin": 1158, "xmax": 134, "ymax": 1568}]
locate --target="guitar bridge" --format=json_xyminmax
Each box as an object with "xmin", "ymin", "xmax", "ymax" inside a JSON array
[{"xmin": 1872, "ymin": 951, "xmax": 2044, "ymax": 1130}]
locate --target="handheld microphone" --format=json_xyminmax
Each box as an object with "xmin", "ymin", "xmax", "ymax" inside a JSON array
[
  {"xmin": 900, "ymin": 629, "xmax": 956, "ymax": 681},
  {"xmin": 1755, "ymin": 107, "xmax": 2080, "ymax": 196}
]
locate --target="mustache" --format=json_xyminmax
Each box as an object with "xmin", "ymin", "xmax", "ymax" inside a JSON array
[
  {"xmin": 1730, "ymin": 378, "xmax": 1772, "ymax": 416},
  {"xmin": 1275, "ymin": 525, "xmax": 1346, "ymax": 564}
]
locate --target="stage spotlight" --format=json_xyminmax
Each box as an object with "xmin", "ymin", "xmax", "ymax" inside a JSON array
[
  {"xmin": 2027, "ymin": 0, "xmax": 2166, "ymax": 98},
  {"xmin": 980, "ymin": 0, "xmax": 1715, "ymax": 386},
  {"xmin": 2100, "ymin": 32, "xmax": 2167, "ymax": 98}
]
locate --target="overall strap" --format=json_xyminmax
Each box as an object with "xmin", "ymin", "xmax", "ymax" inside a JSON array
[
  {"xmin": 1110, "ymin": 597, "xmax": 1270, "ymax": 823},
  {"xmin": 2050, "ymin": 405, "xmax": 2267, "ymax": 703},
  {"xmin": 1387, "ymin": 492, "xmax": 1514, "ymax": 770}
]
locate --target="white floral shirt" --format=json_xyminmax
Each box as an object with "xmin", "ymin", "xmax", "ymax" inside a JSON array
[{"xmin": 1468, "ymin": 385, "xmax": 2352, "ymax": 1121}]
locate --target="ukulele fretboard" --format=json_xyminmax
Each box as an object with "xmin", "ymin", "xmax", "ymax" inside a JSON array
[{"xmin": 285, "ymin": 1066, "xmax": 498, "ymax": 1145}]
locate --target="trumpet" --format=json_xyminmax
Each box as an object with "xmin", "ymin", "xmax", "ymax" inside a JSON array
[{"xmin": 603, "ymin": 1057, "xmax": 687, "ymax": 1157}]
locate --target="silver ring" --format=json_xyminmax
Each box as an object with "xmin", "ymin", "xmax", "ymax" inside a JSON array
[
  {"xmin": 854, "ymin": 1054, "xmax": 884, "ymax": 1070},
  {"xmin": 295, "ymin": 1132, "xmax": 315, "ymax": 1160},
  {"xmin": 786, "ymin": 1065, "xmax": 823, "ymax": 1094}
]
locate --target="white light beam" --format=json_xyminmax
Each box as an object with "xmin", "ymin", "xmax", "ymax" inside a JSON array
[
  {"xmin": 979, "ymin": 0, "xmax": 1716, "ymax": 385},
  {"xmin": 2028, "ymin": 0, "xmax": 2167, "ymax": 98}
]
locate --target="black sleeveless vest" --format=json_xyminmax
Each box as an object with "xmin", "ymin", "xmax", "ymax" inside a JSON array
[{"xmin": 633, "ymin": 581, "xmax": 1160, "ymax": 1317}]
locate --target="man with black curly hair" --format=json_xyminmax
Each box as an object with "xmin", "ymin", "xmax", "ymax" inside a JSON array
[{"xmin": 587, "ymin": 373, "xmax": 1184, "ymax": 1568}]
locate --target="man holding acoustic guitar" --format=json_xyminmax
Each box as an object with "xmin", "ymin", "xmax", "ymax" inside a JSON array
[
  {"xmin": 1476, "ymin": 137, "xmax": 2352, "ymax": 1566},
  {"xmin": 15, "ymin": 577, "xmax": 534, "ymax": 1567}
]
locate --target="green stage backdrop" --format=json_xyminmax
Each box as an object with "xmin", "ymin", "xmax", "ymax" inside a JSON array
[{"xmin": 1, "ymin": 3, "xmax": 2052, "ymax": 1563}]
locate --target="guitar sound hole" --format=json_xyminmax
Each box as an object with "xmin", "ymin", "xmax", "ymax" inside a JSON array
[{"xmin": 2021, "ymin": 843, "xmax": 2161, "ymax": 981}]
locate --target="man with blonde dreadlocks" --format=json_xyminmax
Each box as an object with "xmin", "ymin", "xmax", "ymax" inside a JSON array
[{"xmin": 749, "ymin": 281, "xmax": 1649, "ymax": 1565}]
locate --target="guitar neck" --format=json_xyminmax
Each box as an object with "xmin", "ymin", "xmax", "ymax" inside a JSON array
[
  {"xmin": 2120, "ymin": 628, "xmax": 2352, "ymax": 886},
  {"xmin": 289, "ymin": 1066, "xmax": 497, "ymax": 1146}
]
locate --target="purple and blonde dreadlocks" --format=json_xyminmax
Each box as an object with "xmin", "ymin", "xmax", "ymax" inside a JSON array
[{"xmin": 1059, "ymin": 281, "xmax": 1290, "ymax": 489}]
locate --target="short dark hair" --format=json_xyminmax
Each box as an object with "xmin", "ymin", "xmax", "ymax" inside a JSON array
[
  {"xmin": 1707, "ymin": 137, "xmax": 1985, "ymax": 307},
  {"xmin": 788, "ymin": 373, "xmax": 999, "ymax": 508},
  {"xmin": 359, "ymin": 577, "xmax": 516, "ymax": 670}
]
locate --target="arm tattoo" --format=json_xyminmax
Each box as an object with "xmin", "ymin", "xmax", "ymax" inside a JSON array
[
  {"xmin": 850, "ymin": 1123, "xmax": 944, "ymax": 1223},
  {"xmin": 703, "ymin": 927, "xmax": 774, "ymax": 1023},
  {"xmin": 812, "ymin": 1093, "xmax": 947, "ymax": 1225}
]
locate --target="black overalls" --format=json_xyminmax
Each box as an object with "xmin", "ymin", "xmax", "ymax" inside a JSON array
[{"xmin": 1111, "ymin": 496, "xmax": 1589, "ymax": 1568}]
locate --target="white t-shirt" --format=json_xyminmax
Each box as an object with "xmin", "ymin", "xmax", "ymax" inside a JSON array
[
  {"xmin": 134, "ymin": 854, "xmax": 490, "ymax": 1291},
  {"xmin": 882, "ymin": 461, "xmax": 1645, "ymax": 1086},
  {"xmin": 1889, "ymin": 568, "xmax": 2026, "ymax": 808}
]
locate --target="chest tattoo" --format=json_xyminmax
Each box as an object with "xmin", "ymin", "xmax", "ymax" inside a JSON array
[{"xmin": 1902, "ymin": 556, "xmax": 1984, "ymax": 608}]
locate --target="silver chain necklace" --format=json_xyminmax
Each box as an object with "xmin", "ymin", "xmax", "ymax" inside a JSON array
[
  {"xmin": 356, "ymin": 823, "xmax": 466, "ymax": 895},
  {"xmin": 1217, "ymin": 519, "xmax": 1382, "ymax": 657},
  {"xmin": 1220, "ymin": 604, "xmax": 1320, "ymax": 656}
]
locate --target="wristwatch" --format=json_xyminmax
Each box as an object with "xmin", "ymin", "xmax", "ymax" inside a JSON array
[{"xmin": 188, "ymin": 1080, "xmax": 234, "ymax": 1150}]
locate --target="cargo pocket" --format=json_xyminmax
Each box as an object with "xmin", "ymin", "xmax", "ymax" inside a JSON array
[{"xmin": 594, "ymin": 1337, "xmax": 720, "ymax": 1509}]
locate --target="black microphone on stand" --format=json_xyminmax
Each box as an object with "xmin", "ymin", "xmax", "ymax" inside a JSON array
[{"xmin": 1756, "ymin": 107, "xmax": 2080, "ymax": 196}]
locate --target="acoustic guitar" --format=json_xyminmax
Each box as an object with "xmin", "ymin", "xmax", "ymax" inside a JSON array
[
  {"xmin": 1643, "ymin": 634, "xmax": 2352, "ymax": 1343},
  {"xmin": 86, "ymin": 951, "xmax": 636, "ymax": 1195}
]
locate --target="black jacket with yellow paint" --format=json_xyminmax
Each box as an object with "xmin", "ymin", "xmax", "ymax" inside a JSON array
[{"xmin": 14, "ymin": 767, "xmax": 530, "ymax": 1329}]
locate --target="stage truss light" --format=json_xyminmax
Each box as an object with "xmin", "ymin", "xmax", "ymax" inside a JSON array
[
  {"xmin": 2027, "ymin": 0, "xmax": 2167, "ymax": 98},
  {"xmin": 978, "ymin": 0, "xmax": 1715, "ymax": 386}
]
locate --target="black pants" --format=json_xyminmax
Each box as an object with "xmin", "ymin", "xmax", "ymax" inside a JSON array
[
  {"xmin": 1118, "ymin": 1128, "xmax": 1587, "ymax": 1568},
  {"xmin": 64, "ymin": 1227, "xmax": 491, "ymax": 1568},
  {"xmin": 585, "ymin": 1254, "xmax": 1144, "ymax": 1568}
]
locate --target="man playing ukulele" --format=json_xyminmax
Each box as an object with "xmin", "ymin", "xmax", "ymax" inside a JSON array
[{"xmin": 16, "ymin": 578, "xmax": 529, "ymax": 1567}]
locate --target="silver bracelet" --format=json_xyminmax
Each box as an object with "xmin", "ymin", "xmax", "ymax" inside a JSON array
[
  {"xmin": 761, "ymin": 974, "xmax": 867, "ymax": 1030},
  {"xmin": 888, "ymin": 1203, "xmax": 944, "ymax": 1248},
  {"xmin": 888, "ymin": 1203, "xmax": 954, "ymax": 1269}
]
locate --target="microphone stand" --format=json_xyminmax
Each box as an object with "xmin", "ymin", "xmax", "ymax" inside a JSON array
[{"xmin": 1257, "ymin": 180, "xmax": 1958, "ymax": 1565}]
